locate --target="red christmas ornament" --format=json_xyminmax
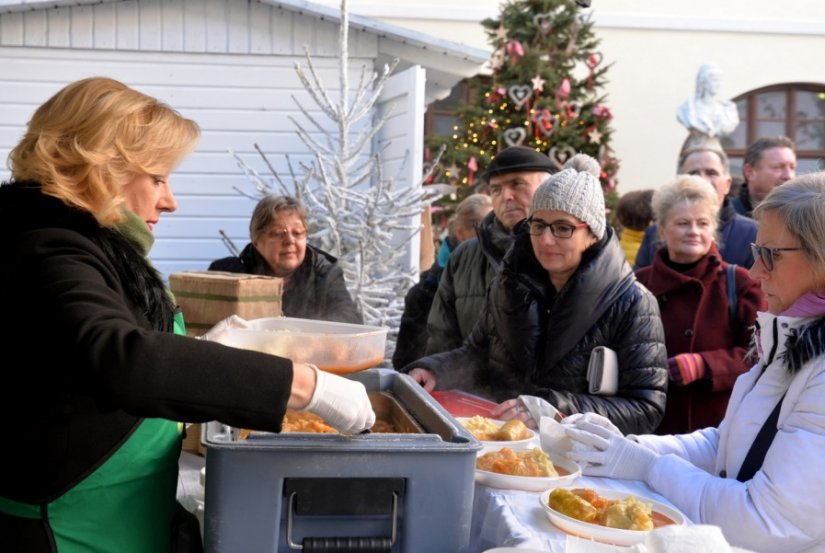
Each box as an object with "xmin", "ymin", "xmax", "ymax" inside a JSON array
[
  {"xmin": 467, "ymin": 156, "xmax": 479, "ymax": 185},
  {"xmin": 556, "ymin": 77, "xmax": 571, "ymax": 99}
]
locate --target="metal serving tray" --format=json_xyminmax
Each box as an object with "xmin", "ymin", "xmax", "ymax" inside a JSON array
[{"xmin": 201, "ymin": 369, "xmax": 482, "ymax": 553}]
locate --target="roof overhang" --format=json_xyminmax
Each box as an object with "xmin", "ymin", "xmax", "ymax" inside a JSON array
[{"xmin": 0, "ymin": 0, "xmax": 490, "ymax": 104}]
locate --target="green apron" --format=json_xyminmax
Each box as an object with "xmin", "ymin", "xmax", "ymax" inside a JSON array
[{"xmin": 0, "ymin": 312, "xmax": 188, "ymax": 552}]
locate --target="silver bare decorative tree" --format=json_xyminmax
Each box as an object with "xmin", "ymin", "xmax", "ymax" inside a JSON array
[{"xmin": 229, "ymin": 0, "xmax": 442, "ymax": 357}]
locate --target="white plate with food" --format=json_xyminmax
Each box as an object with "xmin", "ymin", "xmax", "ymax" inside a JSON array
[
  {"xmin": 474, "ymin": 447, "xmax": 581, "ymax": 492},
  {"xmin": 457, "ymin": 416, "xmax": 539, "ymax": 454},
  {"xmin": 539, "ymin": 486, "xmax": 688, "ymax": 546}
]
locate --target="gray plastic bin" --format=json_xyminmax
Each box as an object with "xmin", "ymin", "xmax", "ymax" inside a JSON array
[{"xmin": 201, "ymin": 369, "xmax": 482, "ymax": 552}]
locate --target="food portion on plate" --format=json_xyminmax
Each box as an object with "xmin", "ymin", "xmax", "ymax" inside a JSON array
[
  {"xmin": 477, "ymin": 447, "xmax": 558, "ymax": 477},
  {"xmin": 474, "ymin": 447, "xmax": 581, "ymax": 491},
  {"xmin": 457, "ymin": 416, "xmax": 538, "ymax": 455},
  {"xmin": 539, "ymin": 486, "xmax": 687, "ymax": 546},
  {"xmin": 548, "ymin": 488, "xmax": 653, "ymax": 531},
  {"xmin": 462, "ymin": 416, "xmax": 533, "ymax": 441}
]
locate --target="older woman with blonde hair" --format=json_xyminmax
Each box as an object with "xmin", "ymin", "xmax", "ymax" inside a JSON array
[
  {"xmin": 0, "ymin": 77, "xmax": 374, "ymax": 553},
  {"xmin": 635, "ymin": 175, "xmax": 764, "ymax": 434},
  {"xmin": 567, "ymin": 172, "xmax": 825, "ymax": 552}
]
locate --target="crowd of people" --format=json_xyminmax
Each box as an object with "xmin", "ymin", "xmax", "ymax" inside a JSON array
[{"xmin": 2, "ymin": 75, "xmax": 824, "ymax": 553}]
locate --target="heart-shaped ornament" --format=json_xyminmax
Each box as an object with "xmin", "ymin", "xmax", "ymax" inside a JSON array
[
  {"xmin": 567, "ymin": 101, "xmax": 583, "ymax": 119},
  {"xmin": 585, "ymin": 51, "xmax": 604, "ymax": 68},
  {"xmin": 533, "ymin": 6, "xmax": 564, "ymax": 32},
  {"xmin": 508, "ymin": 84, "xmax": 532, "ymax": 108},
  {"xmin": 548, "ymin": 146, "xmax": 576, "ymax": 170},
  {"xmin": 503, "ymin": 127, "xmax": 527, "ymax": 147},
  {"xmin": 534, "ymin": 111, "xmax": 556, "ymax": 137}
]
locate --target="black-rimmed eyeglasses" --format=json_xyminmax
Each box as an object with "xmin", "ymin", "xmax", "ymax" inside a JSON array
[
  {"xmin": 526, "ymin": 218, "xmax": 588, "ymax": 239},
  {"xmin": 749, "ymin": 243, "xmax": 802, "ymax": 271}
]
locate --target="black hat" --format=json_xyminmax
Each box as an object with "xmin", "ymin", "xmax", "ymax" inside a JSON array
[{"xmin": 483, "ymin": 146, "xmax": 556, "ymax": 180}]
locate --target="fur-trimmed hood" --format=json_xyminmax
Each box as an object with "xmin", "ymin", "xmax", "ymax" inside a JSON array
[{"xmin": 754, "ymin": 312, "xmax": 825, "ymax": 374}]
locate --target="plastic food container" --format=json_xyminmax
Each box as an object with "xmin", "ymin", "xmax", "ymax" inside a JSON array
[{"xmin": 218, "ymin": 316, "xmax": 388, "ymax": 374}]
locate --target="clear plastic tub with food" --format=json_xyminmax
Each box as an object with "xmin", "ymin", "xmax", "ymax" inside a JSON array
[{"xmin": 217, "ymin": 316, "xmax": 388, "ymax": 374}]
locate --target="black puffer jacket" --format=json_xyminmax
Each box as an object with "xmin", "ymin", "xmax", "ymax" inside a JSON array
[
  {"xmin": 210, "ymin": 242, "xmax": 363, "ymax": 324},
  {"xmin": 425, "ymin": 211, "xmax": 512, "ymax": 354},
  {"xmin": 409, "ymin": 221, "xmax": 668, "ymax": 435}
]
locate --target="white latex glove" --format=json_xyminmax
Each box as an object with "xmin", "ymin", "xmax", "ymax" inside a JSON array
[
  {"xmin": 197, "ymin": 315, "xmax": 250, "ymax": 343},
  {"xmin": 562, "ymin": 412, "xmax": 623, "ymax": 437},
  {"xmin": 565, "ymin": 421, "xmax": 657, "ymax": 481},
  {"xmin": 302, "ymin": 366, "xmax": 376, "ymax": 434}
]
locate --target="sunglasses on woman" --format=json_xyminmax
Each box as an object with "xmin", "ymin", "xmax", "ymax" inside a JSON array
[{"xmin": 749, "ymin": 243, "xmax": 802, "ymax": 271}]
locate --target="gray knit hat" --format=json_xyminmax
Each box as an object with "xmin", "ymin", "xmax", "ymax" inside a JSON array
[{"xmin": 529, "ymin": 153, "xmax": 606, "ymax": 240}]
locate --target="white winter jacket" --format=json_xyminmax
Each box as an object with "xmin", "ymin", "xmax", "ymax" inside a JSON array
[{"xmin": 635, "ymin": 311, "xmax": 825, "ymax": 553}]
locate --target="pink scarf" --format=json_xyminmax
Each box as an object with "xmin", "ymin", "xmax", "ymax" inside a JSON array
[{"xmin": 781, "ymin": 290, "xmax": 825, "ymax": 317}]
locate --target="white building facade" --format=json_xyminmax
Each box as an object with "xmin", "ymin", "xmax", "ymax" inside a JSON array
[{"xmin": 316, "ymin": 0, "xmax": 825, "ymax": 192}]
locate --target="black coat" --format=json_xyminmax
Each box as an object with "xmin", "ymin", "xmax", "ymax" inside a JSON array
[
  {"xmin": 408, "ymin": 221, "xmax": 668, "ymax": 435},
  {"xmin": 210, "ymin": 242, "xmax": 363, "ymax": 324},
  {"xmin": 0, "ymin": 182, "xmax": 293, "ymax": 503},
  {"xmin": 392, "ymin": 261, "xmax": 444, "ymax": 369},
  {"xmin": 425, "ymin": 211, "xmax": 513, "ymax": 354}
]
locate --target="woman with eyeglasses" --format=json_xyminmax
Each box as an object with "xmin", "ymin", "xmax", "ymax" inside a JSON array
[
  {"xmin": 402, "ymin": 154, "xmax": 668, "ymax": 435},
  {"xmin": 635, "ymin": 175, "xmax": 765, "ymax": 434},
  {"xmin": 210, "ymin": 195, "xmax": 363, "ymax": 323},
  {"xmin": 564, "ymin": 172, "xmax": 825, "ymax": 553}
]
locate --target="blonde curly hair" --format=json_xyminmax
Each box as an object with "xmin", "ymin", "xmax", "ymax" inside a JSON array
[{"xmin": 8, "ymin": 76, "xmax": 200, "ymax": 226}]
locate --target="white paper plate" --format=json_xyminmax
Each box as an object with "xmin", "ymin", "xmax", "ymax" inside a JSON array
[
  {"xmin": 456, "ymin": 416, "xmax": 539, "ymax": 454},
  {"xmin": 539, "ymin": 486, "xmax": 688, "ymax": 546},
  {"xmin": 475, "ymin": 451, "xmax": 581, "ymax": 492}
]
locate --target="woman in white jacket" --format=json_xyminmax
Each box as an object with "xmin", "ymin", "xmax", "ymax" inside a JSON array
[{"xmin": 566, "ymin": 172, "xmax": 825, "ymax": 553}]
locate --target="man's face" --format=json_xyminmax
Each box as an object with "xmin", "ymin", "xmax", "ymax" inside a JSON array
[
  {"xmin": 680, "ymin": 150, "xmax": 731, "ymax": 204},
  {"xmin": 744, "ymin": 146, "xmax": 796, "ymax": 204},
  {"xmin": 488, "ymin": 170, "xmax": 547, "ymax": 230}
]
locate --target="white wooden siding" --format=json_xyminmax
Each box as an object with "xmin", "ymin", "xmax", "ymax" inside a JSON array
[
  {"xmin": 0, "ymin": 0, "xmax": 391, "ymax": 279},
  {"xmin": 375, "ymin": 64, "xmax": 425, "ymax": 274},
  {"xmin": 0, "ymin": 0, "xmax": 378, "ymax": 58}
]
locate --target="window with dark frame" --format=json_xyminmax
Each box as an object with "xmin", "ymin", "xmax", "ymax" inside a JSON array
[{"xmin": 724, "ymin": 83, "xmax": 825, "ymax": 178}]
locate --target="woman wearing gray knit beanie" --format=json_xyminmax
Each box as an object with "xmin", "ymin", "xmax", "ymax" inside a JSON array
[{"xmin": 407, "ymin": 153, "xmax": 668, "ymax": 435}]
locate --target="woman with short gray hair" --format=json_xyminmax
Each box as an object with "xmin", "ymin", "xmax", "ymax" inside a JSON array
[{"xmin": 210, "ymin": 194, "xmax": 362, "ymax": 324}]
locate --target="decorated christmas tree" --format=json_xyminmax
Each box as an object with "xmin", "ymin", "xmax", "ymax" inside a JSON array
[{"xmin": 427, "ymin": 0, "xmax": 619, "ymax": 216}]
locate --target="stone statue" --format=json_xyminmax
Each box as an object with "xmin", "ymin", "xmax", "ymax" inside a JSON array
[{"xmin": 677, "ymin": 63, "xmax": 739, "ymax": 139}]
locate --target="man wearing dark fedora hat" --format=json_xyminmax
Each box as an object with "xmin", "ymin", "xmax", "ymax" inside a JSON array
[{"xmin": 417, "ymin": 146, "xmax": 556, "ymax": 359}]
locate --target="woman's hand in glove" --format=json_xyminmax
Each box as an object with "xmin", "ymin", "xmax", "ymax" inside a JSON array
[
  {"xmin": 564, "ymin": 419, "xmax": 657, "ymax": 481},
  {"xmin": 562, "ymin": 412, "xmax": 623, "ymax": 437},
  {"xmin": 300, "ymin": 365, "xmax": 376, "ymax": 433}
]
